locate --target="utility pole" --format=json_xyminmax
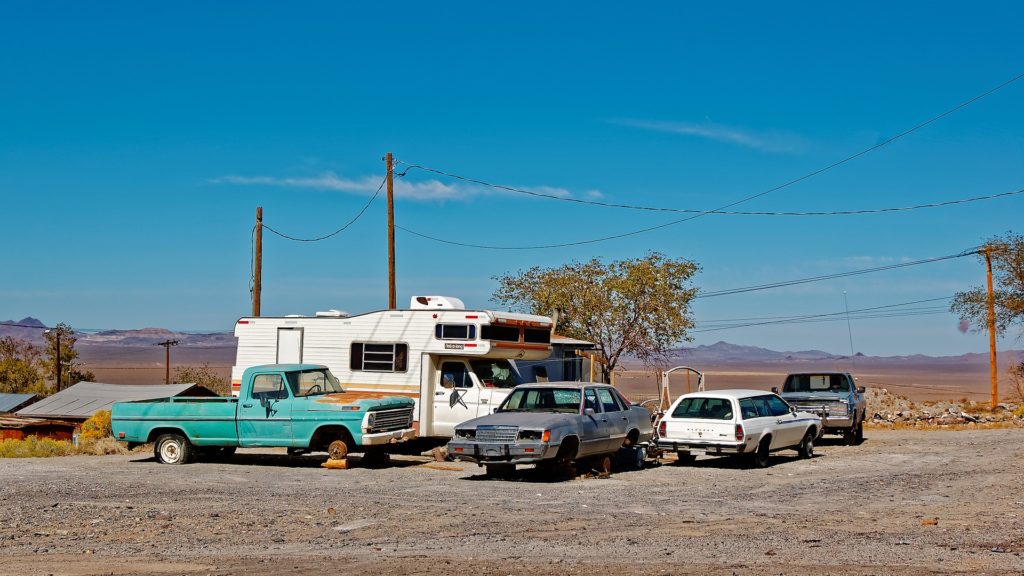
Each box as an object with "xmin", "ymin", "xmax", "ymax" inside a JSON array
[
  {"xmin": 253, "ymin": 206, "xmax": 263, "ymax": 317},
  {"xmin": 984, "ymin": 246, "xmax": 998, "ymax": 406},
  {"xmin": 385, "ymin": 152, "xmax": 397, "ymax": 309},
  {"xmin": 157, "ymin": 339, "xmax": 179, "ymax": 385}
]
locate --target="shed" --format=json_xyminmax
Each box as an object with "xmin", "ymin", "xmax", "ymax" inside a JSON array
[
  {"xmin": 0, "ymin": 393, "xmax": 38, "ymax": 414},
  {"xmin": 15, "ymin": 382, "xmax": 215, "ymax": 421},
  {"xmin": 0, "ymin": 415, "xmax": 78, "ymax": 441}
]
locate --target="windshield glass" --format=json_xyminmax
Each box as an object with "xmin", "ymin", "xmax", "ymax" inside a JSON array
[
  {"xmin": 670, "ymin": 397, "xmax": 734, "ymax": 420},
  {"xmin": 498, "ymin": 387, "xmax": 581, "ymax": 413},
  {"xmin": 470, "ymin": 359, "xmax": 519, "ymax": 389},
  {"xmin": 288, "ymin": 369, "xmax": 344, "ymax": 397},
  {"xmin": 783, "ymin": 374, "xmax": 848, "ymax": 393}
]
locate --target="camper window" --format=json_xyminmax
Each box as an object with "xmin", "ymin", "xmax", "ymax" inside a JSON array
[
  {"xmin": 350, "ymin": 343, "xmax": 409, "ymax": 372},
  {"xmin": 434, "ymin": 324, "xmax": 476, "ymax": 340},
  {"xmin": 481, "ymin": 325, "xmax": 520, "ymax": 342},
  {"xmin": 523, "ymin": 328, "xmax": 551, "ymax": 344}
]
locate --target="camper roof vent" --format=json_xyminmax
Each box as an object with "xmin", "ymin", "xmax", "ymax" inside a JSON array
[
  {"xmin": 410, "ymin": 295, "xmax": 466, "ymax": 310},
  {"xmin": 315, "ymin": 309, "xmax": 350, "ymax": 317}
]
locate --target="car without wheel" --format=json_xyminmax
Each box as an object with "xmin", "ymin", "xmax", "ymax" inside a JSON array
[
  {"xmin": 447, "ymin": 382, "xmax": 654, "ymax": 477},
  {"xmin": 656, "ymin": 389, "xmax": 822, "ymax": 468}
]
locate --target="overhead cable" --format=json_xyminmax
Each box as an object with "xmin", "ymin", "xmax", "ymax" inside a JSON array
[{"xmin": 262, "ymin": 174, "xmax": 387, "ymax": 242}]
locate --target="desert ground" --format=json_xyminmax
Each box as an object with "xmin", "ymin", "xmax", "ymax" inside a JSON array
[{"xmin": 1, "ymin": 428, "xmax": 1023, "ymax": 576}]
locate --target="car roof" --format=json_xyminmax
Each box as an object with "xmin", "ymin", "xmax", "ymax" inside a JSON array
[
  {"xmin": 514, "ymin": 381, "xmax": 615, "ymax": 390},
  {"xmin": 679, "ymin": 389, "xmax": 775, "ymax": 400},
  {"xmin": 244, "ymin": 363, "xmax": 328, "ymax": 372}
]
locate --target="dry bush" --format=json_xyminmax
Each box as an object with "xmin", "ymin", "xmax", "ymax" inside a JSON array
[
  {"xmin": 76, "ymin": 436, "xmax": 128, "ymax": 455},
  {"xmin": 79, "ymin": 409, "xmax": 112, "ymax": 441},
  {"xmin": 0, "ymin": 437, "xmax": 75, "ymax": 458}
]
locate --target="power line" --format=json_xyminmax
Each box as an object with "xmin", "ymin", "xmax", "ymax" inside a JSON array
[
  {"xmin": 261, "ymin": 174, "xmax": 387, "ymax": 242},
  {"xmin": 398, "ymin": 164, "xmax": 1024, "ymax": 216},
  {"xmin": 692, "ymin": 296, "xmax": 953, "ymax": 333},
  {"xmin": 394, "ymin": 71, "xmax": 1023, "ymax": 249},
  {"xmin": 696, "ymin": 249, "xmax": 978, "ymax": 299}
]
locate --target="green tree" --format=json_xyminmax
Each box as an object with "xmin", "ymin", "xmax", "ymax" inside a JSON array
[
  {"xmin": 0, "ymin": 336, "xmax": 50, "ymax": 396},
  {"xmin": 173, "ymin": 363, "xmax": 230, "ymax": 396},
  {"xmin": 493, "ymin": 252, "xmax": 700, "ymax": 377},
  {"xmin": 42, "ymin": 323, "xmax": 93, "ymax": 389},
  {"xmin": 951, "ymin": 232, "xmax": 1024, "ymax": 334}
]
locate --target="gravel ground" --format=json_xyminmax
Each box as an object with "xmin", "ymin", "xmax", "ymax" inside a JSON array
[{"xmin": 2, "ymin": 428, "xmax": 1023, "ymax": 575}]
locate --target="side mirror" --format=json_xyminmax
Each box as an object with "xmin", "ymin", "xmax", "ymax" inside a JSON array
[
  {"xmin": 857, "ymin": 386, "xmax": 866, "ymax": 394},
  {"xmin": 771, "ymin": 387, "xmax": 779, "ymax": 394},
  {"xmin": 584, "ymin": 408, "xmax": 596, "ymax": 416}
]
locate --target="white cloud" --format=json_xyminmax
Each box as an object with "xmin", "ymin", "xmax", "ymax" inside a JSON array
[
  {"xmin": 612, "ymin": 118, "xmax": 805, "ymax": 153},
  {"xmin": 212, "ymin": 172, "xmax": 600, "ymax": 202}
]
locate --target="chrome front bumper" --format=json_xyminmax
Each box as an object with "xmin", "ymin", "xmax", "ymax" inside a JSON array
[
  {"xmin": 361, "ymin": 427, "xmax": 417, "ymax": 446},
  {"xmin": 447, "ymin": 440, "xmax": 559, "ymax": 465}
]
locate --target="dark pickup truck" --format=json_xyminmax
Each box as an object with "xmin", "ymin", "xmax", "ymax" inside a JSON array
[{"xmin": 775, "ymin": 372, "xmax": 865, "ymax": 445}]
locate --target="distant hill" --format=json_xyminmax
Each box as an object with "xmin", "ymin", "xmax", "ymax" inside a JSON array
[{"xmin": 0, "ymin": 319, "xmax": 234, "ymax": 348}]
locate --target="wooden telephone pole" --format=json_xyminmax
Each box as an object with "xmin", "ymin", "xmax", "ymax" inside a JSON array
[
  {"xmin": 385, "ymin": 152, "xmax": 397, "ymax": 309},
  {"xmin": 984, "ymin": 246, "xmax": 998, "ymax": 407},
  {"xmin": 253, "ymin": 206, "xmax": 263, "ymax": 317},
  {"xmin": 157, "ymin": 339, "xmax": 179, "ymax": 385}
]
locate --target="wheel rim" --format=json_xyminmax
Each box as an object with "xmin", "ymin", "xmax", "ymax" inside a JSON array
[
  {"xmin": 160, "ymin": 441, "xmax": 180, "ymax": 463},
  {"xmin": 805, "ymin": 435, "xmax": 814, "ymax": 457}
]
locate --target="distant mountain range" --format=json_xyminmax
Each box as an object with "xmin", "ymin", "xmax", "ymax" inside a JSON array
[{"xmin": 0, "ymin": 318, "xmax": 235, "ymax": 348}]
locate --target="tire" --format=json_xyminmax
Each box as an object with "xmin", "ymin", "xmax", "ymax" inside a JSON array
[
  {"xmin": 485, "ymin": 463, "xmax": 515, "ymax": 478},
  {"xmin": 747, "ymin": 437, "xmax": 771, "ymax": 468},
  {"xmin": 854, "ymin": 417, "xmax": 864, "ymax": 445},
  {"xmin": 675, "ymin": 451, "xmax": 696, "ymax": 465},
  {"xmin": 843, "ymin": 425, "xmax": 857, "ymax": 446},
  {"xmin": 797, "ymin": 430, "xmax": 815, "ymax": 459},
  {"xmin": 154, "ymin": 433, "xmax": 193, "ymax": 465}
]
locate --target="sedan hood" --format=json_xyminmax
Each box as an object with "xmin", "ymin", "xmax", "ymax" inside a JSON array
[{"xmin": 458, "ymin": 411, "xmax": 575, "ymax": 430}]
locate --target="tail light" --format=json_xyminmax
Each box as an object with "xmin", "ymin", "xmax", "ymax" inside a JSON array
[
  {"xmin": 658, "ymin": 420, "xmax": 666, "ymax": 437},
  {"xmin": 735, "ymin": 424, "xmax": 745, "ymax": 441}
]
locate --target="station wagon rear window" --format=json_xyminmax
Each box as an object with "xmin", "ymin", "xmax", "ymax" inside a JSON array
[
  {"xmin": 350, "ymin": 343, "xmax": 408, "ymax": 372},
  {"xmin": 671, "ymin": 397, "xmax": 734, "ymax": 420}
]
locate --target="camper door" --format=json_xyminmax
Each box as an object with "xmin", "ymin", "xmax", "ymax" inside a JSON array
[{"xmin": 431, "ymin": 360, "xmax": 487, "ymax": 437}]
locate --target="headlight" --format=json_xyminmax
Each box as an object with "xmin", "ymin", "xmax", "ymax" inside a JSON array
[
  {"xmin": 455, "ymin": 429, "xmax": 475, "ymax": 439},
  {"xmin": 518, "ymin": 429, "xmax": 543, "ymax": 441},
  {"xmin": 366, "ymin": 412, "xmax": 376, "ymax": 428}
]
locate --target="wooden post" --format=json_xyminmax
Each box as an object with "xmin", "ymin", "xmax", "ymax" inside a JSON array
[
  {"xmin": 985, "ymin": 246, "xmax": 998, "ymax": 406},
  {"xmin": 385, "ymin": 152, "xmax": 397, "ymax": 309},
  {"xmin": 253, "ymin": 207, "xmax": 262, "ymax": 317}
]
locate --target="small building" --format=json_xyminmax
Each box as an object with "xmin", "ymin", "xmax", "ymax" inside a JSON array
[
  {"xmin": 15, "ymin": 382, "xmax": 215, "ymax": 421},
  {"xmin": 0, "ymin": 415, "xmax": 77, "ymax": 441},
  {"xmin": 515, "ymin": 335, "xmax": 598, "ymax": 383},
  {"xmin": 0, "ymin": 393, "xmax": 38, "ymax": 414}
]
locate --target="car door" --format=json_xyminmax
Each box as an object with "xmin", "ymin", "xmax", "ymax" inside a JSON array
[
  {"xmin": 595, "ymin": 387, "xmax": 628, "ymax": 451},
  {"xmin": 766, "ymin": 394, "xmax": 803, "ymax": 447},
  {"xmin": 430, "ymin": 361, "xmax": 483, "ymax": 437},
  {"xmin": 578, "ymin": 387, "xmax": 611, "ymax": 456},
  {"xmin": 237, "ymin": 372, "xmax": 293, "ymax": 447}
]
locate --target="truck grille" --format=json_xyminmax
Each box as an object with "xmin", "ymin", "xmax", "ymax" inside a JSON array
[
  {"xmin": 475, "ymin": 426, "xmax": 518, "ymax": 443},
  {"xmin": 370, "ymin": 408, "xmax": 414, "ymax": 432},
  {"xmin": 793, "ymin": 400, "xmax": 847, "ymax": 416}
]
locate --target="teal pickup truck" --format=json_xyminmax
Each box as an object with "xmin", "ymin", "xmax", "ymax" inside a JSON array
[{"xmin": 111, "ymin": 364, "xmax": 417, "ymax": 465}]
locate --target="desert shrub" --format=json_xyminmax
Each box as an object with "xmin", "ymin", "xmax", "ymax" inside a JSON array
[
  {"xmin": 77, "ymin": 436, "xmax": 127, "ymax": 455},
  {"xmin": 0, "ymin": 436, "xmax": 75, "ymax": 458},
  {"xmin": 79, "ymin": 409, "xmax": 112, "ymax": 441},
  {"xmin": 173, "ymin": 364, "xmax": 230, "ymax": 396}
]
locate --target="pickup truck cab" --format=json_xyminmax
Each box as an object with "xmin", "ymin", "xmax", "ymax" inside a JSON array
[
  {"xmin": 775, "ymin": 372, "xmax": 865, "ymax": 445},
  {"xmin": 111, "ymin": 364, "xmax": 416, "ymax": 464}
]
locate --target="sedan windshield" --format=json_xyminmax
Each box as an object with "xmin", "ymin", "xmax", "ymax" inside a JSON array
[
  {"xmin": 288, "ymin": 369, "xmax": 344, "ymax": 397},
  {"xmin": 498, "ymin": 388, "xmax": 581, "ymax": 413}
]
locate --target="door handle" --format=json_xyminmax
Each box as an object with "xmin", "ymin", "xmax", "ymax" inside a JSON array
[
  {"xmin": 435, "ymin": 392, "xmax": 445, "ymax": 396},
  {"xmin": 776, "ymin": 419, "xmax": 785, "ymax": 424},
  {"xmin": 621, "ymin": 416, "xmax": 628, "ymax": 421},
  {"xmin": 242, "ymin": 403, "xmax": 253, "ymax": 408},
  {"xmin": 480, "ymin": 399, "xmax": 488, "ymax": 404}
]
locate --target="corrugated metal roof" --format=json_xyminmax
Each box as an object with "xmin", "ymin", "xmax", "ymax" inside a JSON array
[
  {"xmin": 0, "ymin": 393, "xmax": 37, "ymax": 413},
  {"xmin": 0, "ymin": 415, "xmax": 77, "ymax": 430},
  {"xmin": 16, "ymin": 382, "xmax": 204, "ymax": 419}
]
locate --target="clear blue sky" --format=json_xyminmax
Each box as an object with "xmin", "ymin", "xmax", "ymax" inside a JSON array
[{"xmin": 2, "ymin": 2, "xmax": 1022, "ymax": 356}]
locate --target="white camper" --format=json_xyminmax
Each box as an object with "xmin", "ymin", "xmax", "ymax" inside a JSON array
[{"xmin": 231, "ymin": 296, "xmax": 554, "ymax": 439}]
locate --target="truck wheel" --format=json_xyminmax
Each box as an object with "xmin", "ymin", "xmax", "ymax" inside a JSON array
[
  {"xmin": 853, "ymin": 418, "xmax": 864, "ymax": 445},
  {"xmin": 843, "ymin": 426, "xmax": 857, "ymax": 446},
  {"xmin": 797, "ymin": 430, "xmax": 815, "ymax": 459},
  {"xmin": 155, "ymin": 433, "xmax": 193, "ymax": 465}
]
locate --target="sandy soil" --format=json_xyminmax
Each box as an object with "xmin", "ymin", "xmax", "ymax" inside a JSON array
[{"xmin": 2, "ymin": 429, "xmax": 1023, "ymax": 575}]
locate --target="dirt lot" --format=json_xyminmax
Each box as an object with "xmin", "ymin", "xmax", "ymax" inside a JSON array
[{"xmin": 2, "ymin": 429, "xmax": 1023, "ymax": 576}]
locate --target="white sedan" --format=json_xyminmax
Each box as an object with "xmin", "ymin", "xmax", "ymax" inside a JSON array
[{"xmin": 656, "ymin": 389, "xmax": 822, "ymax": 468}]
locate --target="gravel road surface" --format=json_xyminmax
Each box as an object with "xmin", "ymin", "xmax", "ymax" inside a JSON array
[{"xmin": 2, "ymin": 428, "xmax": 1023, "ymax": 575}]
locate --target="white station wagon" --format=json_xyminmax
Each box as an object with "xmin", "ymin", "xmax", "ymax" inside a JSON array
[{"xmin": 656, "ymin": 389, "xmax": 822, "ymax": 468}]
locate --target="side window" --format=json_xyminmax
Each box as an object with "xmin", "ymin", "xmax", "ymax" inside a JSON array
[
  {"xmin": 350, "ymin": 343, "xmax": 408, "ymax": 372},
  {"xmin": 440, "ymin": 362, "xmax": 473, "ymax": 389},
  {"xmin": 752, "ymin": 396, "xmax": 774, "ymax": 417},
  {"xmin": 583, "ymin": 388, "xmax": 600, "ymax": 413},
  {"xmin": 251, "ymin": 374, "xmax": 287, "ymax": 400},
  {"xmin": 739, "ymin": 398, "xmax": 759, "ymax": 420},
  {"xmin": 613, "ymin": 389, "xmax": 633, "ymax": 409},
  {"xmin": 596, "ymin": 388, "xmax": 621, "ymax": 412},
  {"xmin": 767, "ymin": 395, "xmax": 792, "ymax": 416},
  {"xmin": 434, "ymin": 324, "xmax": 476, "ymax": 340}
]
